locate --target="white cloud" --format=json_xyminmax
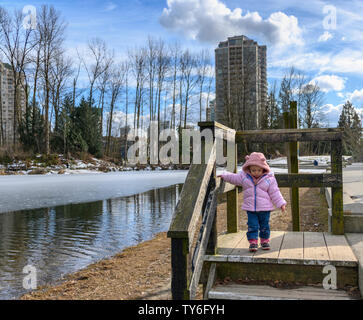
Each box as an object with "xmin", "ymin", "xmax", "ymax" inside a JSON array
[
  {"xmin": 318, "ymin": 31, "xmax": 333, "ymax": 42},
  {"xmin": 320, "ymin": 102, "xmax": 363, "ymax": 127},
  {"xmin": 271, "ymin": 48, "xmax": 363, "ymax": 75},
  {"xmin": 159, "ymin": 0, "xmax": 303, "ymax": 47},
  {"xmin": 104, "ymin": 2, "xmax": 117, "ymax": 12},
  {"xmin": 337, "ymin": 92, "xmax": 345, "ymax": 98},
  {"xmin": 320, "ymin": 103, "xmax": 344, "ymax": 126},
  {"xmin": 309, "ymin": 75, "xmax": 345, "ymax": 93},
  {"xmin": 347, "ymin": 88, "xmax": 363, "ymax": 102}
]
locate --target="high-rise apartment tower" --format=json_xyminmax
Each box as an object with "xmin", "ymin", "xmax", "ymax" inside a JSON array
[
  {"xmin": 0, "ymin": 62, "xmax": 26, "ymax": 145},
  {"xmin": 215, "ymin": 35, "xmax": 267, "ymax": 130}
]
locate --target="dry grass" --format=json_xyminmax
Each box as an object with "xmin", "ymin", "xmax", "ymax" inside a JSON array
[{"xmin": 21, "ymin": 187, "xmax": 329, "ymax": 300}]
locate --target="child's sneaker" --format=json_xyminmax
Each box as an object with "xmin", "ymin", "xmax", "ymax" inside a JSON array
[
  {"xmin": 249, "ymin": 243, "xmax": 258, "ymax": 252},
  {"xmin": 261, "ymin": 242, "xmax": 270, "ymax": 250}
]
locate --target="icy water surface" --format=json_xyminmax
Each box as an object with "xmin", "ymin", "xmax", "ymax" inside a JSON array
[
  {"xmin": 0, "ymin": 183, "xmax": 183, "ymax": 300},
  {"xmin": 0, "ymin": 170, "xmax": 188, "ymax": 213}
]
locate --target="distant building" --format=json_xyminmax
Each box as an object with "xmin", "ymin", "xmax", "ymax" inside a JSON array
[
  {"xmin": 206, "ymin": 99, "xmax": 215, "ymax": 121},
  {"xmin": 215, "ymin": 35, "xmax": 267, "ymax": 130},
  {"xmin": 0, "ymin": 62, "xmax": 26, "ymax": 145}
]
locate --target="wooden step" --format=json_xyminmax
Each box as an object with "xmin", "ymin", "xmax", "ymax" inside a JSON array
[
  {"xmin": 204, "ymin": 231, "xmax": 359, "ymax": 288},
  {"xmin": 207, "ymin": 231, "xmax": 358, "ymax": 266},
  {"xmin": 208, "ymin": 284, "xmax": 359, "ymax": 300}
]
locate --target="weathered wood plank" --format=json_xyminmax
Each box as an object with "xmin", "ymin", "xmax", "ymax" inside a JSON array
[
  {"xmin": 217, "ymin": 179, "xmax": 236, "ymax": 193},
  {"xmin": 275, "ymin": 173, "xmax": 342, "ymax": 188},
  {"xmin": 171, "ymin": 238, "xmax": 190, "ymax": 299},
  {"xmin": 208, "ymin": 284, "xmax": 357, "ymax": 300},
  {"xmin": 198, "ymin": 121, "xmax": 236, "ymax": 133},
  {"xmin": 167, "ymin": 142, "xmax": 216, "ymax": 239},
  {"xmin": 278, "ymin": 231, "xmax": 304, "ymax": 263},
  {"xmin": 253, "ymin": 231, "xmax": 285, "ymax": 263},
  {"xmin": 228, "ymin": 232, "xmax": 255, "ymax": 262},
  {"xmin": 285, "ymin": 102, "xmax": 300, "ymax": 231},
  {"xmin": 189, "ymin": 188, "xmax": 218, "ymax": 299},
  {"xmin": 216, "ymin": 262, "xmax": 358, "ymax": 288},
  {"xmin": 331, "ymin": 140, "xmax": 344, "ymax": 235},
  {"xmin": 217, "ymin": 231, "xmax": 244, "ymax": 255},
  {"xmin": 236, "ymin": 128, "xmax": 342, "ymax": 143},
  {"xmin": 203, "ymin": 263, "xmax": 216, "ymax": 300},
  {"xmin": 323, "ymin": 233, "xmax": 357, "ymax": 266},
  {"xmin": 303, "ymin": 232, "xmax": 330, "ymax": 265},
  {"xmin": 227, "ymin": 142, "xmax": 238, "ymax": 233},
  {"xmin": 226, "ymin": 187, "xmax": 238, "ymax": 233}
]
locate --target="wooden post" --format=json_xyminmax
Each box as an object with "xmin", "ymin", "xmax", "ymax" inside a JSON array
[
  {"xmin": 227, "ymin": 142, "xmax": 238, "ymax": 233},
  {"xmin": 284, "ymin": 102, "xmax": 300, "ymax": 231},
  {"xmin": 199, "ymin": 122, "xmax": 217, "ymax": 255},
  {"xmin": 331, "ymin": 139, "xmax": 344, "ymax": 235},
  {"xmin": 171, "ymin": 238, "xmax": 190, "ymax": 299}
]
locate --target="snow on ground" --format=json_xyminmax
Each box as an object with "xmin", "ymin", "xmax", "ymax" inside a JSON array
[
  {"xmin": 0, "ymin": 156, "xmax": 173, "ymax": 175},
  {"xmin": 217, "ymin": 166, "xmax": 326, "ymax": 175},
  {"xmin": 267, "ymin": 155, "xmax": 352, "ymax": 166},
  {"xmin": 0, "ymin": 170, "xmax": 188, "ymax": 214}
]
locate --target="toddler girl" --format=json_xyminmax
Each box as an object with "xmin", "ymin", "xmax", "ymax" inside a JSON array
[{"xmin": 217, "ymin": 152, "xmax": 286, "ymax": 252}]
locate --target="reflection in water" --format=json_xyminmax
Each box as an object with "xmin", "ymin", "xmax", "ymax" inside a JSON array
[{"xmin": 0, "ymin": 183, "xmax": 183, "ymax": 300}]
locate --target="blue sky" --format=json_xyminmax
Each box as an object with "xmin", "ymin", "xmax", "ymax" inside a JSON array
[{"xmin": 2, "ymin": 0, "xmax": 363, "ymax": 127}]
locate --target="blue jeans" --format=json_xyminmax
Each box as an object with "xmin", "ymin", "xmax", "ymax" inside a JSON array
[{"xmin": 246, "ymin": 211, "xmax": 271, "ymax": 241}]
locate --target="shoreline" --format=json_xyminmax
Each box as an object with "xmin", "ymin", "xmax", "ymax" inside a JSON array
[
  {"xmin": 21, "ymin": 231, "xmax": 173, "ymax": 300},
  {"xmin": 19, "ymin": 186, "xmax": 347, "ymax": 300},
  {"xmin": 0, "ymin": 153, "xmax": 192, "ymax": 176}
]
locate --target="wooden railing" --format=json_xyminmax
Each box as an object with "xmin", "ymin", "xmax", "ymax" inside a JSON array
[
  {"xmin": 167, "ymin": 120, "xmax": 344, "ymax": 300},
  {"xmin": 236, "ymin": 126, "xmax": 344, "ymax": 235},
  {"xmin": 167, "ymin": 122, "xmax": 237, "ymax": 299}
]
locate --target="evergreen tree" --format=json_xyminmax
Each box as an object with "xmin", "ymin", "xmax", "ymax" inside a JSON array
[
  {"xmin": 51, "ymin": 95, "xmax": 103, "ymax": 157},
  {"xmin": 263, "ymin": 90, "xmax": 282, "ymax": 129},
  {"xmin": 338, "ymin": 101, "xmax": 362, "ymax": 156},
  {"xmin": 72, "ymin": 97, "xmax": 103, "ymax": 157},
  {"xmin": 18, "ymin": 101, "xmax": 45, "ymax": 153}
]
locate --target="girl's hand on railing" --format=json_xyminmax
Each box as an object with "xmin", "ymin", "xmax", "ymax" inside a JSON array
[
  {"xmin": 217, "ymin": 175, "xmax": 223, "ymax": 179},
  {"xmin": 281, "ymin": 204, "xmax": 286, "ymax": 213}
]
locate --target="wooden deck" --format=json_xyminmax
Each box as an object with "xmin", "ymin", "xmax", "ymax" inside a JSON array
[
  {"xmin": 203, "ymin": 231, "xmax": 359, "ymax": 290},
  {"xmin": 205, "ymin": 231, "xmax": 358, "ymax": 267}
]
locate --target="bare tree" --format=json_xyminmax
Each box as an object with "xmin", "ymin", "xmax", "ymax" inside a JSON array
[
  {"xmin": 49, "ymin": 49, "xmax": 73, "ymax": 131},
  {"xmin": 196, "ymin": 49, "xmax": 210, "ymax": 122},
  {"xmin": 278, "ymin": 66, "xmax": 305, "ymax": 115},
  {"xmin": 29, "ymin": 27, "xmax": 42, "ymax": 137},
  {"xmin": 81, "ymin": 38, "xmax": 113, "ymax": 107},
  {"xmin": 155, "ymin": 38, "xmax": 170, "ymax": 133},
  {"xmin": 180, "ymin": 49, "xmax": 198, "ymax": 129},
  {"xmin": 146, "ymin": 36, "xmax": 157, "ymax": 122},
  {"xmin": 123, "ymin": 60, "xmax": 131, "ymax": 162},
  {"xmin": 0, "ymin": 6, "xmax": 35, "ymax": 148},
  {"xmin": 37, "ymin": 5, "xmax": 66, "ymax": 154},
  {"xmin": 300, "ymin": 83, "xmax": 325, "ymax": 129},
  {"xmin": 72, "ymin": 57, "xmax": 82, "ymax": 111},
  {"xmin": 96, "ymin": 65, "xmax": 112, "ymax": 134},
  {"xmin": 129, "ymin": 46, "xmax": 147, "ymax": 132},
  {"xmin": 168, "ymin": 42, "xmax": 180, "ymax": 129},
  {"xmin": 105, "ymin": 63, "xmax": 125, "ymax": 155}
]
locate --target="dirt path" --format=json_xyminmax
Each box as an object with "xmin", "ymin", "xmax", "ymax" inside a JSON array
[{"xmin": 21, "ymin": 187, "xmax": 329, "ymax": 300}]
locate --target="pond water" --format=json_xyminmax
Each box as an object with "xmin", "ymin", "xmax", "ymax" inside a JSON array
[{"xmin": 0, "ymin": 183, "xmax": 183, "ymax": 300}]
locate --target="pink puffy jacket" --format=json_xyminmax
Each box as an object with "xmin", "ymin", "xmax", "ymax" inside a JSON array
[{"xmin": 220, "ymin": 170, "xmax": 287, "ymax": 212}]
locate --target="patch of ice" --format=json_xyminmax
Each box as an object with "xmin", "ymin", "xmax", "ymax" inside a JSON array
[{"xmin": 0, "ymin": 170, "xmax": 189, "ymax": 213}]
